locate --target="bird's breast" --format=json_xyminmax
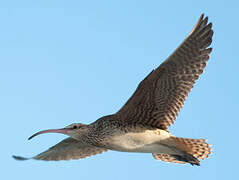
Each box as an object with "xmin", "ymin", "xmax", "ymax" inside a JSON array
[{"xmin": 105, "ymin": 129, "xmax": 172, "ymax": 153}]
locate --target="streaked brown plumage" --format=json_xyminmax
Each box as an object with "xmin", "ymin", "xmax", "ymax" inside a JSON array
[
  {"xmin": 117, "ymin": 14, "xmax": 213, "ymax": 130},
  {"xmin": 13, "ymin": 14, "xmax": 213, "ymax": 166}
]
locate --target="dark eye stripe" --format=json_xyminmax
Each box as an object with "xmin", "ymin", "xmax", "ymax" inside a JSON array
[{"xmin": 72, "ymin": 125, "xmax": 77, "ymax": 129}]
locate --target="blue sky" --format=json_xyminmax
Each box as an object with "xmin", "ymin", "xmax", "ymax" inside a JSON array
[{"xmin": 1, "ymin": 0, "xmax": 238, "ymax": 179}]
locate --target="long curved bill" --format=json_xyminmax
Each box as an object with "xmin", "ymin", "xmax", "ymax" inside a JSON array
[{"xmin": 28, "ymin": 128, "xmax": 68, "ymax": 140}]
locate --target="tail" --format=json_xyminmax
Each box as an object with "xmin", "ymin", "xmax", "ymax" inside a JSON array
[{"xmin": 153, "ymin": 137, "xmax": 212, "ymax": 166}]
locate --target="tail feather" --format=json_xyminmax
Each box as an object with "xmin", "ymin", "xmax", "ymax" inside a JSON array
[
  {"xmin": 153, "ymin": 137, "xmax": 211, "ymax": 166},
  {"xmin": 153, "ymin": 153, "xmax": 200, "ymax": 166},
  {"xmin": 153, "ymin": 153, "xmax": 186, "ymax": 164},
  {"xmin": 171, "ymin": 137, "xmax": 212, "ymax": 160},
  {"xmin": 171, "ymin": 154, "xmax": 200, "ymax": 166}
]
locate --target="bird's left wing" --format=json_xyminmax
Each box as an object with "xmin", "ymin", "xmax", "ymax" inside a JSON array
[
  {"xmin": 116, "ymin": 14, "xmax": 213, "ymax": 130},
  {"xmin": 13, "ymin": 137, "xmax": 107, "ymax": 161}
]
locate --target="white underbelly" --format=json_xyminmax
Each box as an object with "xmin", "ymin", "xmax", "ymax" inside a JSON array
[{"xmin": 107, "ymin": 129, "xmax": 176, "ymax": 154}]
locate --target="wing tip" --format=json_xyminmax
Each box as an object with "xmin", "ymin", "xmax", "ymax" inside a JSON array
[
  {"xmin": 12, "ymin": 155, "xmax": 30, "ymax": 161},
  {"xmin": 200, "ymin": 13, "xmax": 205, "ymax": 21},
  {"xmin": 189, "ymin": 13, "xmax": 212, "ymax": 37}
]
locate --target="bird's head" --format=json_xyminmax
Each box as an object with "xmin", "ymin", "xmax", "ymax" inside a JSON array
[{"xmin": 28, "ymin": 123, "xmax": 88, "ymax": 140}]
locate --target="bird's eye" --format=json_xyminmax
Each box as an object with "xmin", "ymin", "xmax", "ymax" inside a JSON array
[{"xmin": 72, "ymin": 125, "xmax": 77, "ymax": 129}]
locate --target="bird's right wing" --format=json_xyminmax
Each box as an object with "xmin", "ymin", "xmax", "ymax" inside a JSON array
[{"xmin": 13, "ymin": 137, "xmax": 107, "ymax": 161}]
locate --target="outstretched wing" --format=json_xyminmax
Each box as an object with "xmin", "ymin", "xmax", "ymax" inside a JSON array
[
  {"xmin": 13, "ymin": 137, "xmax": 107, "ymax": 161},
  {"xmin": 116, "ymin": 14, "xmax": 213, "ymax": 130}
]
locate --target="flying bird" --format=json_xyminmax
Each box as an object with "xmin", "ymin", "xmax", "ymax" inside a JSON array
[{"xmin": 13, "ymin": 14, "xmax": 213, "ymax": 166}]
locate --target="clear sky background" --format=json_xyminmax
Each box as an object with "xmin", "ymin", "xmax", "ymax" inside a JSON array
[{"xmin": 1, "ymin": 0, "xmax": 238, "ymax": 179}]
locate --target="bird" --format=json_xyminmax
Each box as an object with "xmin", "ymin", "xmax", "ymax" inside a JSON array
[{"xmin": 13, "ymin": 14, "xmax": 213, "ymax": 166}]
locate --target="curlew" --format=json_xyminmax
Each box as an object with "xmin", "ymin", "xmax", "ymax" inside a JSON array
[{"xmin": 13, "ymin": 14, "xmax": 213, "ymax": 166}]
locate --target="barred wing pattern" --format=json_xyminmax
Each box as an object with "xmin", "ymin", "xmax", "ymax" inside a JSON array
[
  {"xmin": 13, "ymin": 138, "xmax": 107, "ymax": 161},
  {"xmin": 117, "ymin": 14, "xmax": 213, "ymax": 130}
]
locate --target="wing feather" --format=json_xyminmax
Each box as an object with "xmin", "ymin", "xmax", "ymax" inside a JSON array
[
  {"xmin": 116, "ymin": 14, "xmax": 213, "ymax": 130},
  {"xmin": 13, "ymin": 138, "xmax": 107, "ymax": 161}
]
